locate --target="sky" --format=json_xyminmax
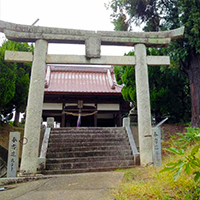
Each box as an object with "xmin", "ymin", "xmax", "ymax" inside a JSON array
[
  {"xmin": 0, "ymin": 0, "xmax": 144, "ymax": 121},
  {"xmin": 0, "ymin": 0, "xmax": 142, "ymax": 56}
]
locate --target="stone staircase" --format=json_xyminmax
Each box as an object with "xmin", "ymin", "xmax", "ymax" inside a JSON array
[{"xmin": 42, "ymin": 127, "xmax": 135, "ymax": 174}]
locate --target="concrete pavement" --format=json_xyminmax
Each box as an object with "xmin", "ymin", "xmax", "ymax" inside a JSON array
[{"xmin": 0, "ymin": 172, "xmax": 124, "ymax": 200}]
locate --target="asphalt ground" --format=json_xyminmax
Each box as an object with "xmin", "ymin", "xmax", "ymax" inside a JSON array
[{"xmin": 0, "ymin": 171, "xmax": 124, "ymax": 200}]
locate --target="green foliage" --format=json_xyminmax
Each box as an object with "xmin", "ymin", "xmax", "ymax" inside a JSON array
[
  {"xmin": 0, "ymin": 40, "xmax": 33, "ymax": 124},
  {"xmin": 114, "ymin": 48, "xmax": 191, "ymax": 123},
  {"xmin": 179, "ymin": 0, "xmax": 200, "ymax": 54},
  {"xmin": 0, "ymin": 44, "xmax": 17, "ymax": 113},
  {"xmin": 112, "ymin": 164, "xmax": 198, "ymax": 199},
  {"xmin": 12, "ymin": 67, "xmax": 30, "ymax": 112},
  {"xmin": 107, "ymin": 0, "xmax": 200, "ymax": 127},
  {"xmin": 161, "ymin": 127, "xmax": 200, "ymax": 185},
  {"xmin": 111, "ymin": 129, "xmax": 200, "ymax": 199},
  {"xmin": 173, "ymin": 127, "xmax": 200, "ymax": 148}
]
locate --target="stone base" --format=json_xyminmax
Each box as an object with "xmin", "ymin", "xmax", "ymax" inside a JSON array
[{"xmin": 38, "ymin": 157, "xmax": 46, "ymax": 171}]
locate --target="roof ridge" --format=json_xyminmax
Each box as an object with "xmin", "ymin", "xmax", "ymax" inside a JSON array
[
  {"xmin": 44, "ymin": 65, "xmax": 122, "ymax": 94},
  {"xmin": 49, "ymin": 65, "xmax": 113, "ymax": 73}
]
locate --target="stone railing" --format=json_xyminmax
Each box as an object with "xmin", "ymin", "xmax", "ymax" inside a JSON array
[
  {"xmin": 38, "ymin": 117, "xmax": 54, "ymax": 171},
  {"xmin": 123, "ymin": 117, "xmax": 140, "ymax": 165}
]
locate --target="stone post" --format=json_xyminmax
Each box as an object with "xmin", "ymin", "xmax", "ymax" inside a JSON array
[
  {"xmin": 152, "ymin": 126, "xmax": 162, "ymax": 167},
  {"xmin": 135, "ymin": 44, "xmax": 153, "ymax": 166},
  {"xmin": 123, "ymin": 117, "xmax": 130, "ymax": 127},
  {"xmin": 20, "ymin": 39, "xmax": 48, "ymax": 174},
  {"xmin": 47, "ymin": 117, "xmax": 54, "ymax": 128},
  {"xmin": 7, "ymin": 132, "xmax": 20, "ymax": 177}
]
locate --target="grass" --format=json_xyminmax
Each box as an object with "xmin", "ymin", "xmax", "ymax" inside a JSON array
[{"xmin": 111, "ymin": 146, "xmax": 200, "ymax": 200}]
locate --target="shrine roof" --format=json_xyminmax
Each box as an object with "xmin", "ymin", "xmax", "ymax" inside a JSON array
[{"xmin": 44, "ymin": 66, "xmax": 122, "ymax": 95}]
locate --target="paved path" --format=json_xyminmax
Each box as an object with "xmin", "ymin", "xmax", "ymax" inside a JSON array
[{"xmin": 0, "ymin": 172, "xmax": 124, "ymax": 200}]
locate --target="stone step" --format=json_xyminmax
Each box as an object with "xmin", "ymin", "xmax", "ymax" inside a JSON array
[
  {"xmin": 47, "ymin": 145, "xmax": 131, "ymax": 152},
  {"xmin": 42, "ymin": 127, "xmax": 135, "ymax": 175},
  {"xmin": 46, "ymin": 150, "xmax": 132, "ymax": 158},
  {"xmin": 50, "ymin": 132, "xmax": 126, "ymax": 137},
  {"xmin": 51, "ymin": 128, "xmax": 125, "ymax": 134},
  {"xmin": 46, "ymin": 155, "xmax": 134, "ymax": 164},
  {"xmin": 48, "ymin": 137, "xmax": 129, "ymax": 143},
  {"xmin": 52, "ymin": 127, "xmax": 125, "ymax": 131},
  {"xmin": 49, "ymin": 134, "xmax": 127, "ymax": 140},
  {"xmin": 46, "ymin": 160, "xmax": 134, "ymax": 170},
  {"xmin": 48, "ymin": 141, "xmax": 130, "ymax": 147},
  {"xmin": 42, "ymin": 165, "xmax": 134, "ymax": 175}
]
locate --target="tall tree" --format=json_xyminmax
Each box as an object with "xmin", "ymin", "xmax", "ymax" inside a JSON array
[
  {"xmin": 107, "ymin": 0, "xmax": 200, "ymax": 127},
  {"xmin": 0, "ymin": 40, "xmax": 33, "ymax": 126},
  {"xmin": 114, "ymin": 50, "xmax": 191, "ymax": 123},
  {"xmin": 0, "ymin": 45, "xmax": 16, "ymax": 124}
]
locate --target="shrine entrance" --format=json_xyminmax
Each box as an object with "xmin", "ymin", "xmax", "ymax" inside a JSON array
[
  {"xmin": 42, "ymin": 66, "xmax": 128, "ymax": 128},
  {"xmin": 0, "ymin": 20, "xmax": 184, "ymax": 173}
]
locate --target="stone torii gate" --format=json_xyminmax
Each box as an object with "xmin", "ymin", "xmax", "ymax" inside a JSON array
[{"xmin": 0, "ymin": 20, "xmax": 184, "ymax": 174}]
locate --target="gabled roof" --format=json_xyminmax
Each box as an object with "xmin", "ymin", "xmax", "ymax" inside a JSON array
[{"xmin": 44, "ymin": 66, "xmax": 122, "ymax": 95}]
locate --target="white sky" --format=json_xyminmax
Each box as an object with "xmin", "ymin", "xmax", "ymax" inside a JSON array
[{"xmin": 0, "ymin": 0, "xmax": 143, "ymax": 56}]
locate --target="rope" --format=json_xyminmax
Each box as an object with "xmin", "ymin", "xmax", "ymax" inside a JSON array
[
  {"xmin": 62, "ymin": 110, "xmax": 98, "ymax": 117},
  {"xmin": 77, "ymin": 113, "xmax": 81, "ymax": 127}
]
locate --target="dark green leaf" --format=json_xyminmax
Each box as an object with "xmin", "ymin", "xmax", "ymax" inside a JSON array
[
  {"xmin": 159, "ymin": 167, "xmax": 174, "ymax": 173},
  {"xmin": 184, "ymin": 163, "xmax": 192, "ymax": 175},
  {"xmin": 191, "ymin": 145, "xmax": 200, "ymax": 156},
  {"xmin": 194, "ymin": 171, "xmax": 200, "ymax": 182},
  {"xmin": 163, "ymin": 147, "xmax": 184, "ymax": 155}
]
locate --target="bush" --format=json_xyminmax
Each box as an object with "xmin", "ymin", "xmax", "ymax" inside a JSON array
[{"xmin": 160, "ymin": 127, "xmax": 200, "ymax": 199}]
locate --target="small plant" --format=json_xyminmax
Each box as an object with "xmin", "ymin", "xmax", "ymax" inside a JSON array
[
  {"xmin": 172, "ymin": 126, "xmax": 200, "ymax": 148},
  {"xmin": 160, "ymin": 127, "xmax": 200, "ymax": 181}
]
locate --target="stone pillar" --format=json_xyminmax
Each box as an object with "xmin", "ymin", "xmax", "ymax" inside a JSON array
[
  {"xmin": 20, "ymin": 39, "xmax": 48, "ymax": 174},
  {"xmin": 47, "ymin": 117, "xmax": 54, "ymax": 128},
  {"xmin": 123, "ymin": 117, "xmax": 130, "ymax": 127},
  {"xmin": 135, "ymin": 44, "xmax": 153, "ymax": 166}
]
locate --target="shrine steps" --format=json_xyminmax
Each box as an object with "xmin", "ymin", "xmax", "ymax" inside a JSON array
[{"xmin": 42, "ymin": 127, "xmax": 135, "ymax": 175}]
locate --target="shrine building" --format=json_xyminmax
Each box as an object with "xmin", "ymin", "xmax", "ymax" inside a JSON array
[{"xmin": 42, "ymin": 65, "xmax": 130, "ymax": 127}]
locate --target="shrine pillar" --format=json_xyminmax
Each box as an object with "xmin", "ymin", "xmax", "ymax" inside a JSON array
[
  {"xmin": 135, "ymin": 44, "xmax": 153, "ymax": 166},
  {"xmin": 20, "ymin": 39, "xmax": 48, "ymax": 174}
]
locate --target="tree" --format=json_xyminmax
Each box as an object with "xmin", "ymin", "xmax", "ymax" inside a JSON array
[
  {"xmin": 107, "ymin": 0, "xmax": 200, "ymax": 127},
  {"xmin": 114, "ymin": 49, "xmax": 191, "ymax": 123},
  {"xmin": 12, "ymin": 67, "xmax": 30, "ymax": 126},
  {"xmin": 0, "ymin": 40, "xmax": 33, "ymax": 126},
  {"xmin": 0, "ymin": 46, "xmax": 16, "ymax": 124}
]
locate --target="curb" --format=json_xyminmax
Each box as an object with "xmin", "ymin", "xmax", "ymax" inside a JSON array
[
  {"xmin": 0, "ymin": 175, "xmax": 55, "ymax": 186},
  {"xmin": 0, "ymin": 171, "xmax": 124, "ymax": 186}
]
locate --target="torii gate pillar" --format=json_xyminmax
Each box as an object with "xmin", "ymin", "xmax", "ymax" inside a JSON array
[
  {"xmin": 20, "ymin": 39, "xmax": 48, "ymax": 174},
  {"xmin": 135, "ymin": 44, "xmax": 152, "ymax": 165}
]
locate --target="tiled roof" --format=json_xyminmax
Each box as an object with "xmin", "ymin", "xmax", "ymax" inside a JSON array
[{"xmin": 44, "ymin": 66, "xmax": 122, "ymax": 95}]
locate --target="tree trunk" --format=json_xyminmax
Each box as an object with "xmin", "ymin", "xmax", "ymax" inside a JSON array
[
  {"xmin": 14, "ymin": 110, "xmax": 20, "ymax": 127},
  {"xmin": 188, "ymin": 53, "xmax": 200, "ymax": 127}
]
